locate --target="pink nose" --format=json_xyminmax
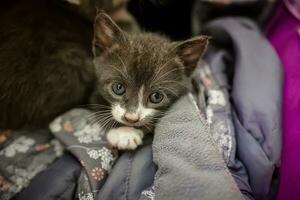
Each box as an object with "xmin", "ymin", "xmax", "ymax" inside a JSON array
[{"xmin": 124, "ymin": 113, "xmax": 139, "ymax": 123}]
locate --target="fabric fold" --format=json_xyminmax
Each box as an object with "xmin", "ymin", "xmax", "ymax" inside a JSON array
[
  {"xmin": 152, "ymin": 94, "xmax": 243, "ymax": 200},
  {"xmin": 201, "ymin": 17, "xmax": 282, "ymax": 199}
]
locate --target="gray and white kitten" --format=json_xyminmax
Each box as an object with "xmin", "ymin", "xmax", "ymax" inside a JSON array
[{"xmin": 91, "ymin": 12, "xmax": 208, "ymax": 150}]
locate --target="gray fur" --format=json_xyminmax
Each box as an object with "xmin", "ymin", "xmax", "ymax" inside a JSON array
[{"xmin": 91, "ymin": 12, "xmax": 209, "ymax": 132}]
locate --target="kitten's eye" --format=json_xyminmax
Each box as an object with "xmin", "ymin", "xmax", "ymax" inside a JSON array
[
  {"xmin": 149, "ymin": 92, "xmax": 164, "ymax": 104},
  {"xmin": 112, "ymin": 83, "xmax": 126, "ymax": 95}
]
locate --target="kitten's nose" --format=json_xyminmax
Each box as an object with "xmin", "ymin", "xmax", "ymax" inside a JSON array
[{"xmin": 124, "ymin": 113, "xmax": 140, "ymax": 124}]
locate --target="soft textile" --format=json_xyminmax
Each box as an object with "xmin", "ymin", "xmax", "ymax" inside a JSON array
[
  {"xmin": 16, "ymin": 93, "xmax": 243, "ymax": 200},
  {"xmin": 14, "ymin": 153, "xmax": 81, "ymax": 200},
  {"xmin": 15, "ymin": 17, "xmax": 282, "ymax": 200},
  {"xmin": 191, "ymin": 0, "xmax": 275, "ymax": 35},
  {"xmin": 200, "ymin": 17, "xmax": 282, "ymax": 199},
  {"xmin": 0, "ymin": 130, "xmax": 63, "ymax": 200},
  {"xmin": 49, "ymin": 109, "xmax": 118, "ymax": 199},
  {"xmin": 14, "ymin": 17, "xmax": 282, "ymax": 200},
  {"xmin": 267, "ymin": 1, "xmax": 300, "ymax": 199},
  {"xmin": 151, "ymin": 94, "xmax": 243, "ymax": 200}
]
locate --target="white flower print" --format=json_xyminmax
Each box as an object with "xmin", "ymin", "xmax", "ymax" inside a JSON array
[
  {"xmin": 74, "ymin": 123, "xmax": 102, "ymax": 144},
  {"xmin": 86, "ymin": 147, "xmax": 115, "ymax": 171},
  {"xmin": 206, "ymin": 106, "xmax": 214, "ymax": 125},
  {"xmin": 142, "ymin": 186, "xmax": 155, "ymax": 200},
  {"xmin": 87, "ymin": 149, "xmax": 99, "ymax": 159},
  {"xmin": 220, "ymin": 134, "xmax": 232, "ymax": 161},
  {"xmin": 78, "ymin": 192, "xmax": 94, "ymax": 200},
  {"xmin": 49, "ymin": 117, "xmax": 62, "ymax": 133},
  {"xmin": 0, "ymin": 136, "xmax": 35, "ymax": 158},
  {"xmin": 99, "ymin": 147, "xmax": 115, "ymax": 171},
  {"xmin": 208, "ymin": 90, "xmax": 226, "ymax": 106},
  {"xmin": 212, "ymin": 121, "xmax": 232, "ymax": 163}
]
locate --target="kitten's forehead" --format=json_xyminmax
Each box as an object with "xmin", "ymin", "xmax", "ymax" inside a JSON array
[
  {"xmin": 128, "ymin": 33, "xmax": 172, "ymax": 63},
  {"xmin": 115, "ymin": 34, "xmax": 182, "ymax": 85},
  {"xmin": 95, "ymin": 33, "xmax": 184, "ymax": 89}
]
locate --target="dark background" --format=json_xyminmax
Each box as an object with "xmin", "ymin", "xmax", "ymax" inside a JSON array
[{"xmin": 128, "ymin": 0, "xmax": 194, "ymax": 40}]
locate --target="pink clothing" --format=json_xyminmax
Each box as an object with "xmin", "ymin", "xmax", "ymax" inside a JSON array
[{"xmin": 267, "ymin": 1, "xmax": 300, "ymax": 199}]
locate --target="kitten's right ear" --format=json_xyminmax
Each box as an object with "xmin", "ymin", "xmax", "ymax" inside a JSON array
[
  {"xmin": 173, "ymin": 36, "xmax": 209, "ymax": 76},
  {"xmin": 93, "ymin": 11, "xmax": 128, "ymax": 56}
]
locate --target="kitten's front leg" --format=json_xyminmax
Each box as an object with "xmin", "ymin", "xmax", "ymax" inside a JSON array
[{"xmin": 106, "ymin": 127, "xmax": 144, "ymax": 150}]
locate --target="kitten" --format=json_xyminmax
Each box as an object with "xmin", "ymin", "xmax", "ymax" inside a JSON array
[{"xmin": 91, "ymin": 12, "xmax": 209, "ymax": 150}]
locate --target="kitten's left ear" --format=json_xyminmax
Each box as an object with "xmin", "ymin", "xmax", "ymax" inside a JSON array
[
  {"xmin": 93, "ymin": 11, "xmax": 128, "ymax": 56},
  {"xmin": 174, "ymin": 36, "xmax": 209, "ymax": 76}
]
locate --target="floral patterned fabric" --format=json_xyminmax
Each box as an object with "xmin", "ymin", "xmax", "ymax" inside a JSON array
[
  {"xmin": 49, "ymin": 109, "xmax": 118, "ymax": 200},
  {"xmin": 0, "ymin": 129, "xmax": 63, "ymax": 200},
  {"xmin": 192, "ymin": 61, "xmax": 235, "ymax": 164}
]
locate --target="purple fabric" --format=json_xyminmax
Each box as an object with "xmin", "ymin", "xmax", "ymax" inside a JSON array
[
  {"xmin": 267, "ymin": 2, "xmax": 300, "ymax": 200},
  {"xmin": 285, "ymin": 0, "xmax": 300, "ymax": 20},
  {"xmin": 203, "ymin": 17, "xmax": 282, "ymax": 199}
]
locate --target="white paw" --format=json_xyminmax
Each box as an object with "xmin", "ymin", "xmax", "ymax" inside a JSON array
[{"xmin": 106, "ymin": 127, "xmax": 144, "ymax": 150}]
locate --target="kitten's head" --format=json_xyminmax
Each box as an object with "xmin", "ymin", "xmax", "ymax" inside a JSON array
[{"xmin": 92, "ymin": 12, "xmax": 208, "ymax": 129}]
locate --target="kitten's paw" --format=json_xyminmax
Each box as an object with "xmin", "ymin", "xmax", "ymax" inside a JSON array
[{"xmin": 106, "ymin": 127, "xmax": 144, "ymax": 150}]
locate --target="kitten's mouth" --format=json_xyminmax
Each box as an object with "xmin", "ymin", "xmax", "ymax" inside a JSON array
[
  {"xmin": 113, "ymin": 117, "xmax": 145, "ymax": 127},
  {"xmin": 110, "ymin": 104, "xmax": 153, "ymax": 128},
  {"xmin": 121, "ymin": 120, "xmax": 144, "ymax": 127}
]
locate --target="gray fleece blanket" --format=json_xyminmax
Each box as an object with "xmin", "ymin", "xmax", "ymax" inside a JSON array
[{"xmin": 151, "ymin": 94, "xmax": 243, "ymax": 200}]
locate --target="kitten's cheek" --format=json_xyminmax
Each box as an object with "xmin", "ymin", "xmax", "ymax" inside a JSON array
[
  {"xmin": 111, "ymin": 104, "xmax": 126, "ymax": 123},
  {"xmin": 139, "ymin": 108, "xmax": 157, "ymax": 121}
]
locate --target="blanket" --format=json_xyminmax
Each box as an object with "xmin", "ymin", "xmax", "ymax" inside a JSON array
[
  {"xmin": 45, "ymin": 93, "xmax": 242, "ymax": 200},
  {"xmin": 0, "ymin": 130, "xmax": 63, "ymax": 200},
  {"xmin": 151, "ymin": 94, "xmax": 243, "ymax": 200}
]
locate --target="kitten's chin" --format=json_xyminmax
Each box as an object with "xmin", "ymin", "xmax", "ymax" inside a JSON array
[
  {"xmin": 118, "ymin": 119, "xmax": 143, "ymax": 127},
  {"xmin": 112, "ymin": 117, "xmax": 147, "ymax": 128}
]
